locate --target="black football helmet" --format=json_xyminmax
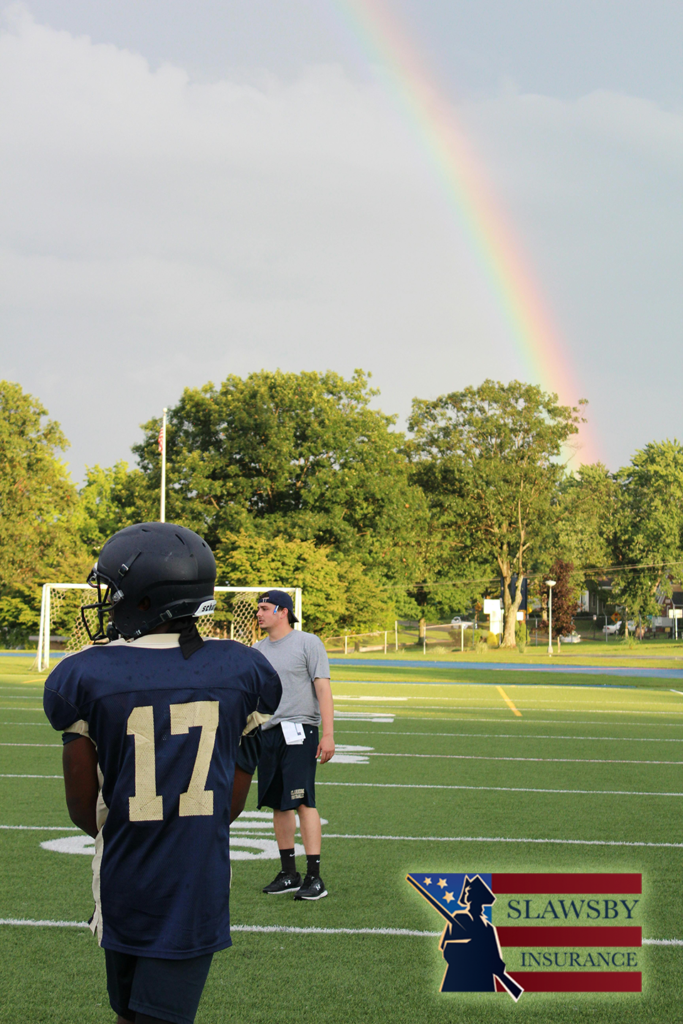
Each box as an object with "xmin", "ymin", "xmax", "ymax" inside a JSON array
[{"xmin": 82, "ymin": 522, "xmax": 216, "ymax": 643}]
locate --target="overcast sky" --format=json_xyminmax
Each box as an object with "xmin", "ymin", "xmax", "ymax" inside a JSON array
[{"xmin": 1, "ymin": 1, "xmax": 681, "ymax": 480}]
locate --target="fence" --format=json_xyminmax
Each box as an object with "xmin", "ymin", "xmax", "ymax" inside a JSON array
[
  {"xmin": 324, "ymin": 628, "xmax": 396, "ymax": 654},
  {"xmin": 324, "ymin": 620, "xmax": 482, "ymax": 654}
]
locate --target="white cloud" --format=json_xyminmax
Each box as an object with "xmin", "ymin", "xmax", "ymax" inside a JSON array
[
  {"xmin": 1, "ymin": 7, "xmax": 681, "ymax": 476},
  {"xmin": 460, "ymin": 87, "xmax": 683, "ymax": 460}
]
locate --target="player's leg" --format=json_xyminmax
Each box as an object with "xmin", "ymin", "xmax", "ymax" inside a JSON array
[
  {"xmin": 273, "ymin": 808, "xmax": 297, "ymax": 847},
  {"xmin": 230, "ymin": 766, "xmax": 253, "ymax": 822},
  {"xmin": 271, "ymin": 724, "xmax": 318, "ymax": 877},
  {"xmin": 297, "ymin": 803, "xmax": 321, "ymax": 853},
  {"xmin": 106, "ymin": 950, "xmax": 137, "ymax": 1023},
  {"xmin": 294, "ymin": 803, "xmax": 327, "ymax": 900},
  {"xmin": 261, "ymin": 807, "xmax": 301, "ymax": 892},
  {"xmin": 127, "ymin": 953, "xmax": 213, "ymax": 1024},
  {"xmin": 292, "ymin": 728, "xmax": 327, "ymax": 900},
  {"xmin": 258, "ymin": 726, "xmax": 302, "ymax": 893}
]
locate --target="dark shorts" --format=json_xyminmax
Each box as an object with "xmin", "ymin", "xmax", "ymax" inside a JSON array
[
  {"xmin": 257, "ymin": 723, "xmax": 318, "ymax": 810},
  {"xmin": 236, "ymin": 726, "xmax": 262, "ymax": 775},
  {"xmin": 105, "ymin": 949, "xmax": 214, "ymax": 1024}
]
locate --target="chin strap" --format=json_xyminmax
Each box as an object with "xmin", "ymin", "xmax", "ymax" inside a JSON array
[{"xmin": 178, "ymin": 619, "xmax": 204, "ymax": 660}]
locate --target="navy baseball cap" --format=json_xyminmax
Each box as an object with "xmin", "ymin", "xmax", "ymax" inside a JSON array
[{"xmin": 257, "ymin": 589, "xmax": 298, "ymax": 622}]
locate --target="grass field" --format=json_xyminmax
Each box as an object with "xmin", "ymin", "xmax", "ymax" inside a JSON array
[{"xmin": 1, "ymin": 655, "xmax": 683, "ymax": 1023}]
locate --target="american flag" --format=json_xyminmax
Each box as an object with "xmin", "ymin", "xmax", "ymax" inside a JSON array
[{"xmin": 157, "ymin": 421, "xmax": 165, "ymax": 454}]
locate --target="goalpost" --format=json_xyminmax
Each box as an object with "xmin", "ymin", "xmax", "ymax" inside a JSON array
[{"xmin": 35, "ymin": 584, "xmax": 303, "ymax": 671}]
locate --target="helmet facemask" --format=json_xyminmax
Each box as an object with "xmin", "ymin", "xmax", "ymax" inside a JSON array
[{"xmin": 81, "ymin": 565, "xmax": 126, "ymax": 643}]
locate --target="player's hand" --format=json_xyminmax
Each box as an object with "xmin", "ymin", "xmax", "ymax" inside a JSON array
[{"xmin": 317, "ymin": 735, "xmax": 335, "ymax": 764}]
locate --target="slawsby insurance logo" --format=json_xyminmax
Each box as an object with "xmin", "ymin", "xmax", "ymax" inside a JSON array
[{"xmin": 406, "ymin": 872, "xmax": 642, "ymax": 999}]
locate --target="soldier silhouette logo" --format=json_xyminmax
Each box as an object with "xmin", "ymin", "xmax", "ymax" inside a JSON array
[{"xmin": 406, "ymin": 872, "xmax": 523, "ymax": 1001}]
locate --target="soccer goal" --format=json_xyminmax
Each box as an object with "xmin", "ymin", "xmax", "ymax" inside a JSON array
[{"xmin": 35, "ymin": 584, "xmax": 303, "ymax": 671}]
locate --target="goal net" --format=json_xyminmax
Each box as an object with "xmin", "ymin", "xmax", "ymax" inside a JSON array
[{"xmin": 35, "ymin": 584, "xmax": 302, "ymax": 671}]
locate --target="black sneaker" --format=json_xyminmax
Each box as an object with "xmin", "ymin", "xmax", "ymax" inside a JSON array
[
  {"xmin": 294, "ymin": 874, "xmax": 328, "ymax": 900},
  {"xmin": 262, "ymin": 870, "xmax": 302, "ymax": 895}
]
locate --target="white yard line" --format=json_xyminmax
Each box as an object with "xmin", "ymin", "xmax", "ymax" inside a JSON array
[
  {"xmin": 0, "ymin": 917, "xmax": 678, "ymax": 944},
  {"xmin": 340, "ymin": 705, "xmax": 683, "ymax": 716},
  {"xmin": 7, "ymin": 749, "xmax": 681, "ymax": 771},
  {"xmin": 398, "ymin": 716, "xmax": 683, "ymax": 727},
  {"xmin": 3, "ymin": 747, "xmax": 679, "ymax": 771},
  {"xmin": 0, "ymin": 825, "xmax": 78, "ymax": 831},
  {"xmin": 335, "ymin": 729, "xmax": 683, "ymax": 743},
  {"xmin": 229, "ymin": 925, "xmax": 436, "ymax": 936},
  {"xmin": 0, "ymin": 773, "xmax": 61, "ymax": 779},
  {"xmin": 6, "ymin": 821, "xmax": 681, "ymax": 846},
  {"xmin": 334, "ymin": 696, "xmax": 407, "ymax": 701},
  {"xmin": 360, "ymin": 751, "xmax": 683, "ymax": 766},
  {"xmin": 339, "ymin": 693, "xmax": 681, "ymax": 708},
  {"xmin": 0, "ymin": 918, "xmax": 90, "ymax": 928},
  {"xmin": 0, "ymin": 743, "xmax": 60, "ymax": 748},
  {"xmin": 321, "ymin": 832, "xmax": 683, "ymax": 849},
  {"xmin": 0, "ymin": 722, "xmax": 52, "ymax": 726},
  {"xmin": 317, "ymin": 781, "xmax": 683, "ymax": 798}
]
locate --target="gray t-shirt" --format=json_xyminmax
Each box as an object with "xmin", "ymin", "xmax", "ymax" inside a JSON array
[{"xmin": 254, "ymin": 630, "xmax": 330, "ymax": 730}]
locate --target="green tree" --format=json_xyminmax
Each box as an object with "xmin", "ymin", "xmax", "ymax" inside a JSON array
[
  {"xmin": 610, "ymin": 440, "xmax": 683, "ymax": 623},
  {"xmin": 0, "ymin": 381, "xmax": 86, "ymax": 645},
  {"xmin": 408, "ymin": 379, "xmax": 585, "ymax": 648},
  {"xmin": 129, "ymin": 369, "xmax": 428, "ymax": 585},
  {"xmin": 76, "ymin": 462, "xmax": 153, "ymax": 558},
  {"xmin": 134, "ymin": 370, "xmax": 423, "ymax": 569},
  {"xmin": 554, "ymin": 463, "xmax": 618, "ymax": 570},
  {"xmin": 89, "ymin": 370, "xmax": 427, "ymax": 636},
  {"xmin": 547, "ymin": 463, "xmax": 618, "ymax": 617},
  {"xmin": 217, "ymin": 533, "xmax": 392, "ymax": 637}
]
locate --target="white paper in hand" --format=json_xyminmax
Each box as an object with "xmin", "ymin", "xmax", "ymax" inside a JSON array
[{"xmin": 281, "ymin": 721, "xmax": 306, "ymax": 745}]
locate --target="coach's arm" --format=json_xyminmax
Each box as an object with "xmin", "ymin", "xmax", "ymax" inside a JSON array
[
  {"xmin": 63, "ymin": 736, "xmax": 99, "ymax": 839},
  {"xmin": 313, "ymin": 677, "xmax": 335, "ymax": 764}
]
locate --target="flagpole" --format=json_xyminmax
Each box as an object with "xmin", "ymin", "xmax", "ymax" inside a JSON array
[{"xmin": 160, "ymin": 407, "xmax": 167, "ymax": 523}]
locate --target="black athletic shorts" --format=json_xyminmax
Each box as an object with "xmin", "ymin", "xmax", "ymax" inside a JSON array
[
  {"xmin": 257, "ymin": 723, "xmax": 318, "ymax": 811},
  {"xmin": 105, "ymin": 948, "xmax": 213, "ymax": 1024},
  {"xmin": 236, "ymin": 726, "xmax": 262, "ymax": 775}
]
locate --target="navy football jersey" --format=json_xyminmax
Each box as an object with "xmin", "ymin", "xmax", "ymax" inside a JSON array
[{"xmin": 43, "ymin": 635, "xmax": 281, "ymax": 959}]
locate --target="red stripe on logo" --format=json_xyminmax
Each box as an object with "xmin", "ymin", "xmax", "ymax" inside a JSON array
[
  {"xmin": 497, "ymin": 926, "xmax": 641, "ymax": 947},
  {"xmin": 491, "ymin": 873, "xmax": 642, "ymax": 894},
  {"xmin": 498, "ymin": 971, "xmax": 641, "ymax": 993}
]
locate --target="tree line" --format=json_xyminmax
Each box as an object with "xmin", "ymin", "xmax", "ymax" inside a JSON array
[{"xmin": 2, "ymin": 372, "xmax": 682, "ymax": 648}]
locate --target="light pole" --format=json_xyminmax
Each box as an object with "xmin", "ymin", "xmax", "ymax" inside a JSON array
[{"xmin": 546, "ymin": 580, "xmax": 556, "ymax": 656}]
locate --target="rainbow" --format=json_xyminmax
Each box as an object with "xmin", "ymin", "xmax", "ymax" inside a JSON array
[{"xmin": 334, "ymin": 0, "xmax": 599, "ymax": 464}]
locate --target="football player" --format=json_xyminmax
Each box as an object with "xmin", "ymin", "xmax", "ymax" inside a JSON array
[
  {"xmin": 254, "ymin": 590, "xmax": 334, "ymax": 901},
  {"xmin": 44, "ymin": 523, "xmax": 282, "ymax": 1024}
]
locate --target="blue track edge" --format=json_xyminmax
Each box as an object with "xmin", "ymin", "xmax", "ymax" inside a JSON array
[{"xmin": 329, "ymin": 658, "xmax": 683, "ymax": 680}]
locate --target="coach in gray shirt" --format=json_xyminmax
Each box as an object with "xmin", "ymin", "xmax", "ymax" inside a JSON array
[{"xmin": 254, "ymin": 590, "xmax": 334, "ymax": 901}]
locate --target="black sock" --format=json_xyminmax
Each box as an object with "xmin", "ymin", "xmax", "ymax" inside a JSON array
[
  {"xmin": 306, "ymin": 854, "xmax": 321, "ymax": 878},
  {"xmin": 279, "ymin": 848, "xmax": 296, "ymax": 874}
]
